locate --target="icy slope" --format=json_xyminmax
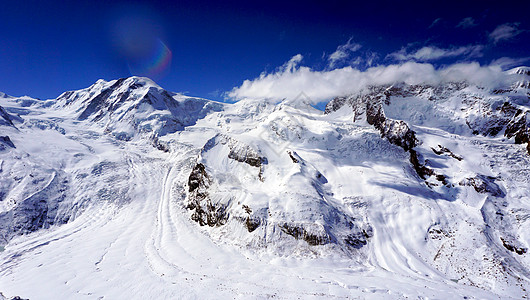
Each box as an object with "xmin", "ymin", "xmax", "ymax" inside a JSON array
[
  {"xmin": 0, "ymin": 71, "xmax": 529, "ymax": 299},
  {"xmin": 53, "ymin": 76, "xmax": 224, "ymax": 140}
]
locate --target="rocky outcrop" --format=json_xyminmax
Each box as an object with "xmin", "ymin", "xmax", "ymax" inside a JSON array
[
  {"xmin": 0, "ymin": 292, "xmax": 29, "ymax": 300},
  {"xmin": 459, "ymin": 175, "xmax": 505, "ymax": 198},
  {"xmin": 0, "ymin": 106, "xmax": 15, "ymax": 127},
  {"xmin": 325, "ymin": 85, "xmax": 449, "ymax": 184},
  {"xmin": 203, "ymin": 134, "xmax": 266, "ymax": 168},
  {"xmin": 280, "ymin": 223, "xmax": 331, "ymax": 246},
  {"xmin": 500, "ymin": 237, "xmax": 527, "ymax": 255},
  {"xmin": 431, "ymin": 145, "xmax": 463, "ymax": 161},
  {"xmin": 186, "ymin": 135, "xmax": 267, "ymax": 227},
  {"xmin": 186, "ymin": 163, "xmax": 228, "ymax": 227},
  {"xmin": 0, "ymin": 136, "xmax": 15, "ymax": 151}
]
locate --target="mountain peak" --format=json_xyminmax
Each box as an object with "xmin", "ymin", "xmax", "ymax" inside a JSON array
[
  {"xmin": 507, "ymin": 66, "xmax": 530, "ymax": 76},
  {"xmin": 52, "ymin": 76, "xmax": 223, "ymax": 139}
]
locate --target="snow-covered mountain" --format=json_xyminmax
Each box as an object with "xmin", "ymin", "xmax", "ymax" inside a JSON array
[{"xmin": 0, "ymin": 69, "xmax": 529, "ymax": 299}]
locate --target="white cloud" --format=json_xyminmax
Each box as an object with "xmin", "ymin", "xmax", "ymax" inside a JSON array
[
  {"xmin": 328, "ymin": 39, "xmax": 362, "ymax": 68},
  {"xmin": 228, "ymin": 55, "xmax": 507, "ymax": 103},
  {"xmin": 388, "ymin": 45, "xmax": 484, "ymax": 62},
  {"xmin": 489, "ymin": 23, "xmax": 522, "ymax": 44},
  {"xmin": 490, "ymin": 57, "xmax": 530, "ymax": 70},
  {"xmin": 456, "ymin": 17, "xmax": 477, "ymax": 29},
  {"xmin": 284, "ymin": 54, "xmax": 303, "ymax": 72}
]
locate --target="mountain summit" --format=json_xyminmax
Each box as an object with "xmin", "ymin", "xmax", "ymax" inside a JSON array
[{"xmin": 0, "ymin": 72, "xmax": 529, "ymax": 299}]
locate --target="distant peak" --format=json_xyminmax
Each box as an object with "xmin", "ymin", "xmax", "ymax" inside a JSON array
[{"xmin": 507, "ymin": 66, "xmax": 530, "ymax": 76}]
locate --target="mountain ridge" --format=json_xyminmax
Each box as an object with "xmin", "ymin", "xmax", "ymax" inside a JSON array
[{"xmin": 1, "ymin": 69, "xmax": 530, "ymax": 299}]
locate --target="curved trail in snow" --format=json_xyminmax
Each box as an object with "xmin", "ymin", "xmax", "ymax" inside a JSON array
[{"xmin": 0, "ymin": 147, "xmax": 500, "ymax": 299}]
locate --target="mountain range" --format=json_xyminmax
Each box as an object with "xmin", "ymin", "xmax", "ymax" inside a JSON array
[{"xmin": 0, "ymin": 67, "xmax": 529, "ymax": 299}]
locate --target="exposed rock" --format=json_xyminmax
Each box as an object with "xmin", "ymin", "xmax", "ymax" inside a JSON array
[
  {"xmin": 409, "ymin": 150, "xmax": 435, "ymax": 180},
  {"xmin": 188, "ymin": 163, "xmax": 209, "ymax": 193},
  {"xmin": 0, "ymin": 136, "xmax": 15, "ymax": 151},
  {"xmin": 504, "ymin": 111, "xmax": 529, "ymax": 144},
  {"xmin": 431, "ymin": 145, "xmax": 463, "ymax": 161},
  {"xmin": 0, "ymin": 293, "xmax": 29, "ymax": 300},
  {"xmin": 245, "ymin": 216, "xmax": 260, "ymax": 233},
  {"xmin": 0, "ymin": 106, "xmax": 15, "ymax": 127},
  {"xmin": 280, "ymin": 223, "xmax": 331, "ymax": 246},
  {"xmin": 203, "ymin": 134, "xmax": 266, "ymax": 168},
  {"xmin": 459, "ymin": 175, "xmax": 505, "ymax": 197},
  {"xmin": 344, "ymin": 229, "xmax": 373, "ymax": 249},
  {"xmin": 186, "ymin": 163, "xmax": 228, "ymax": 227},
  {"xmin": 287, "ymin": 150, "xmax": 299, "ymax": 163},
  {"xmin": 500, "ymin": 237, "xmax": 527, "ymax": 255},
  {"xmin": 240, "ymin": 205, "xmax": 260, "ymax": 232}
]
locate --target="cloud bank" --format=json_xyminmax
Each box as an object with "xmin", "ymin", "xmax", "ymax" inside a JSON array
[{"xmin": 228, "ymin": 55, "xmax": 507, "ymax": 103}]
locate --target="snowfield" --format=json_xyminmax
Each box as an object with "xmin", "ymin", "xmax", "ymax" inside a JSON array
[{"xmin": 1, "ymin": 70, "xmax": 529, "ymax": 299}]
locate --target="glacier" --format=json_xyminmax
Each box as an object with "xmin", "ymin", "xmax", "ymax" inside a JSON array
[{"xmin": 0, "ymin": 68, "xmax": 529, "ymax": 299}]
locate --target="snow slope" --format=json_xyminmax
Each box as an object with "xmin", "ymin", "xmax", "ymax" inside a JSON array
[{"xmin": 0, "ymin": 71, "xmax": 529, "ymax": 299}]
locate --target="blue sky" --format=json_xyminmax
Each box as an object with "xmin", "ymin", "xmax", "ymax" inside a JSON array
[{"xmin": 0, "ymin": 0, "xmax": 528, "ymax": 102}]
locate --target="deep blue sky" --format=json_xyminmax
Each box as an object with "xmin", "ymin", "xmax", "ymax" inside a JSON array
[{"xmin": 1, "ymin": 0, "xmax": 528, "ymax": 101}]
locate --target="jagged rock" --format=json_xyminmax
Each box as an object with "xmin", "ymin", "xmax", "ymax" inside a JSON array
[
  {"xmin": 203, "ymin": 134, "xmax": 266, "ymax": 168},
  {"xmin": 187, "ymin": 163, "xmax": 228, "ymax": 227},
  {"xmin": 344, "ymin": 229, "xmax": 373, "ymax": 249},
  {"xmin": 245, "ymin": 216, "xmax": 260, "ymax": 233},
  {"xmin": 0, "ymin": 293, "xmax": 29, "ymax": 300},
  {"xmin": 0, "ymin": 106, "xmax": 15, "ymax": 127},
  {"xmin": 409, "ymin": 150, "xmax": 435, "ymax": 180},
  {"xmin": 287, "ymin": 150, "xmax": 299, "ymax": 163},
  {"xmin": 0, "ymin": 136, "xmax": 15, "ymax": 151},
  {"xmin": 280, "ymin": 223, "xmax": 331, "ymax": 246},
  {"xmin": 500, "ymin": 237, "xmax": 527, "ymax": 255},
  {"xmin": 431, "ymin": 145, "xmax": 463, "ymax": 161},
  {"xmin": 459, "ymin": 175, "xmax": 505, "ymax": 197}
]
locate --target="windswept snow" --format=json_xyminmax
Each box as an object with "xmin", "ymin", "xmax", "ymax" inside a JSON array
[{"xmin": 1, "ymin": 72, "xmax": 530, "ymax": 299}]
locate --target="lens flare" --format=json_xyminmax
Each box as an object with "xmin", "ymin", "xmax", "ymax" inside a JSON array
[{"xmin": 127, "ymin": 39, "xmax": 172, "ymax": 80}]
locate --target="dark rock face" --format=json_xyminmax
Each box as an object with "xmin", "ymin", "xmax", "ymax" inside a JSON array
[
  {"xmin": 186, "ymin": 135, "xmax": 268, "ymax": 229},
  {"xmin": 280, "ymin": 223, "xmax": 331, "ymax": 246},
  {"xmin": 467, "ymin": 101, "xmax": 530, "ymax": 153},
  {"xmin": 188, "ymin": 163, "xmax": 209, "ymax": 193},
  {"xmin": 501, "ymin": 237, "xmax": 527, "ymax": 255},
  {"xmin": 203, "ymin": 134, "xmax": 266, "ymax": 169},
  {"xmin": 245, "ymin": 217, "xmax": 260, "ymax": 232},
  {"xmin": 0, "ymin": 293, "xmax": 29, "ymax": 300},
  {"xmin": 459, "ymin": 175, "xmax": 505, "ymax": 197},
  {"xmin": 287, "ymin": 150, "xmax": 299, "ymax": 163},
  {"xmin": 409, "ymin": 150, "xmax": 435, "ymax": 180},
  {"xmin": 0, "ymin": 136, "xmax": 15, "ymax": 151},
  {"xmin": 323, "ymin": 96, "xmax": 347, "ymax": 114},
  {"xmin": 326, "ymin": 85, "xmax": 444, "ymax": 182},
  {"xmin": 344, "ymin": 229, "xmax": 373, "ymax": 249},
  {"xmin": 431, "ymin": 145, "xmax": 463, "ymax": 161},
  {"xmin": 186, "ymin": 163, "xmax": 229, "ymax": 227},
  {"xmin": 0, "ymin": 106, "xmax": 15, "ymax": 127}
]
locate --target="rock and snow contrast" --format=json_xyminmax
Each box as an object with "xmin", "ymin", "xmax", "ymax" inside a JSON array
[{"xmin": 0, "ymin": 69, "xmax": 530, "ymax": 299}]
